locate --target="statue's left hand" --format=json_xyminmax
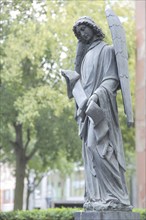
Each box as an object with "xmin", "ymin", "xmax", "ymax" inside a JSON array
[{"xmin": 87, "ymin": 94, "xmax": 98, "ymax": 106}]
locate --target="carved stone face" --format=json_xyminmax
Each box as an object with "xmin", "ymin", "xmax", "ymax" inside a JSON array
[{"xmin": 76, "ymin": 24, "xmax": 95, "ymax": 43}]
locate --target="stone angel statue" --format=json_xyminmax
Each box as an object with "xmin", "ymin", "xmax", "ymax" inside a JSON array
[{"xmin": 61, "ymin": 8, "xmax": 134, "ymax": 211}]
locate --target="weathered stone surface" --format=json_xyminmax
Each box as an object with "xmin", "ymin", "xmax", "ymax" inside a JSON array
[
  {"xmin": 74, "ymin": 211, "xmax": 140, "ymax": 220},
  {"xmin": 62, "ymin": 12, "xmax": 134, "ymax": 211}
]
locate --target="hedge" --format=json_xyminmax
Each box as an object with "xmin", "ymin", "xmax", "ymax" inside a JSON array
[
  {"xmin": 0, "ymin": 208, "xmax": 76, "ymax": 220},
  {"xmin": 133, "ymin": 208, "xmax": 146, "ymax": 220},
  {"xmin": 0, "ymin": 208, "xmax": 145, "ymax": 220}
]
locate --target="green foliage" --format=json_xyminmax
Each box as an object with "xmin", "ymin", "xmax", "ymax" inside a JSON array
[
  {"xmin": 0, "ymin": 208, "xmax": 76, "ymax": 220},
  {"xmin": 0, "ymin": 208, "xmax": 145, "ymax": 220},
  {"xmin": 0, "ymin": 0, "xmax": 82, "ymax": 209},
  {"xmin": 133, "ymin": 209, "xmax": 146, "ymax": 220},
  {"xmin": 0, "ymin": 0, "xmax": 79, "ymax": 167}
]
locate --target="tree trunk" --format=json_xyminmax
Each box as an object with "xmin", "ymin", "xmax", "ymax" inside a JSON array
[
  {"xmin": 13, "ymin": 124, "xmax": 27, "ymax": 210},
  {"xmin": 60, "ymin": 175, "xmax": 66, "ymax": 199},
  {"xmin": 14, "ymin": 150, "xmax": 27, "ymax": 210},
  {"xmin": 26, "ymin": 188, "xmax": 31, "ymax": 210}
]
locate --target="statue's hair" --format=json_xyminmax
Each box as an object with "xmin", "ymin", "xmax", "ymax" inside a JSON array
[{"xmin": 73, "ymin": 16, "xmax": 105, "ymax": 41}]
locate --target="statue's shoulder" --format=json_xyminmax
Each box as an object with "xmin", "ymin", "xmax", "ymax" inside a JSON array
[
  {"xmin": 101, "ymin": 43, "xmax": 115, "ymax": 57},
  {"xmin": 93, "ymin": 40, "xmax": 107, "ymax": 52},
  {"xmin": 102, "ymin": 43, "xmax": 113, "ymax": 50}
]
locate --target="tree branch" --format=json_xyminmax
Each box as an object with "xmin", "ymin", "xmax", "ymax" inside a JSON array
[
  {"xmin": 24, "ymin": 129, "xmax": 30, "ymax": 152},
  {"xmin": 33, "ymin": 174, "xmax": 45, "ymax": 190},
  {"xmin": 12, "ymin": 122, "xmax": 23, "ymax": 149},
  {"xmin": 26, "ymin": 147, "xmax": 38, "ymax": 161}
]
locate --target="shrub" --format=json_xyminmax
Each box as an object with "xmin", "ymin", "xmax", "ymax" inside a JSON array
[
  {"xmin": 133, "ymin": 208, "xmax": 146, "ymax": 220},
  {"xmin": 0, "ymin": 208, "xmax": 145, "ymax": 220},
  {"xmin": 0, "ymin": 208, "xmax": 78, "ymax": 220}
]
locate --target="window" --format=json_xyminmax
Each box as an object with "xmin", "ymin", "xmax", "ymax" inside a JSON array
[
  {"xmin": 71, "ymin": 170, "xmax": 85, "ymax": 197},
  {"xmin": 3, "ymin": 189, "xmax": 11, "ymax": 203}
]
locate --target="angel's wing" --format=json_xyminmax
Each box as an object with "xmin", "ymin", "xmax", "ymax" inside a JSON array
[{"xmin": 105, "ymin": 8, "xmax": 134, "ymax": 126}]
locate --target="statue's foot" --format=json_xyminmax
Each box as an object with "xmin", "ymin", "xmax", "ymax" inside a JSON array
[
  {"xmin": 83, "ymin": 200, "xmax": 133, "ymax": 211},
  {"xmin": 83, "ymin": 201, "xmax": 93, "ymax": 211},
  {"xmin": 83, "ymin": 201, "xmax": 108, "ymax": 211},
  {"xmin": 117, "ymin": 204, "xmax": 133, "ymax": 211},
  {"xmin": 92, "ymin": 202, "xmax": 107, "ymax": 211},
  {"xmin": 107, "ymin": 201, "xmax": 133, "ymax": 211}
]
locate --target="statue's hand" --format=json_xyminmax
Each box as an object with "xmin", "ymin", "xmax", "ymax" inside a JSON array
[{"xmin": 87, "ymin": 93, "xmax": 98, "ymax": 106}]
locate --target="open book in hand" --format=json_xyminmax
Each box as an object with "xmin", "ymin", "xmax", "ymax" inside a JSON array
[{"xmin": 61, "ymin": 69, "xmax": 88, "ymax": 110}]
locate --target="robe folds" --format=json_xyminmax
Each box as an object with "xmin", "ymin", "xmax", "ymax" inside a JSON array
[{"xmin": 76, "ymin": 40, "xmax": 131, "ymax": 207}]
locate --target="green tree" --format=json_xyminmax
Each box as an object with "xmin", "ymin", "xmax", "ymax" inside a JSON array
[{"xmin": 0, "ymin": 0, "xmax": 74, "ymax": 210}]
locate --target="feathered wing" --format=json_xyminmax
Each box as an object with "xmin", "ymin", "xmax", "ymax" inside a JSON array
[{"xmin": 105, "ymin": 8, "xmax": 134, "ymax": 126}]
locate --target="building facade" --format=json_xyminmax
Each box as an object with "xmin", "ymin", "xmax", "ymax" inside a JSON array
[
  {"xmin": 0, "ymin": 164, "xmax": 15, "ymax": 211},
  {"xmin": 0, "ymin": 164, "xmax": 84, "ymax": 211}
]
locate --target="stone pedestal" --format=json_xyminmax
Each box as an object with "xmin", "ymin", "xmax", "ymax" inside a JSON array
[{"xmin": 74, "ymin": 211, "xmax": 140, "ymax": 220}]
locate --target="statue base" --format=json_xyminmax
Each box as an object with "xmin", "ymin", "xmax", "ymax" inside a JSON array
[{"xmin": 74, "ymin": 211, "xmax": 140, "ymax": 220}]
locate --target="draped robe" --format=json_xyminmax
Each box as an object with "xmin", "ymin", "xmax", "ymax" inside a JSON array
[{"xmin": 76, "ymin": 40, "xmax": 131, "ymax": 208}]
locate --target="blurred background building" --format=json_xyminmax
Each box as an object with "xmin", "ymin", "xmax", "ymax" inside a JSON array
[
  {"xmin": 0, "ymin": 164, "xmax": 84, "ymax": 211},
  {"xmin": 0, "ymin": 164, "xmax": 15, "ymax": 211}
]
